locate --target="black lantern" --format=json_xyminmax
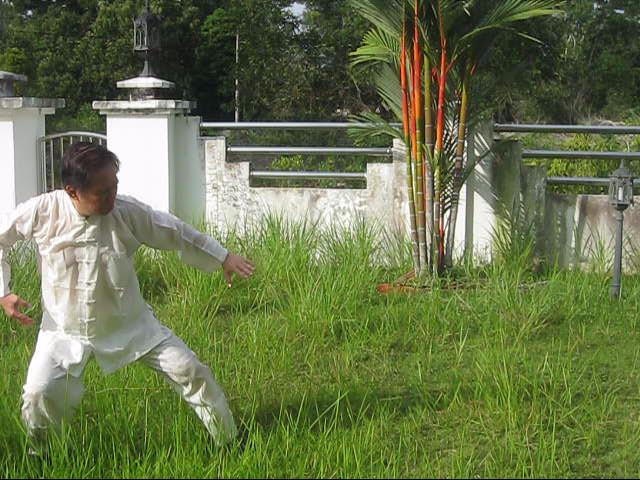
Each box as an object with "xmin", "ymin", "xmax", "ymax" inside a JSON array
[
  {"xmin": 608, "ymin": 161, "xmax": 634, "ymax": 211},
  {"xmin": 133, "ymin": 0, "xmax": 161, "ymax": 77},
  {"xmin": 608, "ymin": 159, "xmax": 635, "ymax": 299}
]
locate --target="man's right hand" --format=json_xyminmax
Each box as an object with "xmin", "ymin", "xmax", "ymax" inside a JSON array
[{"xmin": 0, "ymin": 294, "xmax": 34, "ymax": 326}]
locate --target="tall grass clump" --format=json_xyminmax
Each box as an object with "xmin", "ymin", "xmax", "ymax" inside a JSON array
[{"xmin": 2, "ymin": 214, "xmax": 640, "ymax": 478}]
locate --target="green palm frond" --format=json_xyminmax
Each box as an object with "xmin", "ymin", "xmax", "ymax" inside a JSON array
[
  {"xmin": 373, "ymin": 64, "xmax": 403, "ymax": 120},
  {"xmin": 348, "ymin": 0, "xmax": 405, "ymax": 37},
  {"xmin": 347, "ymin": 112, "xmax": 403, "ymax": 145},
  {"xmin": 350, "ymin": 27, "xmax": 400, "ymax": 69},
  {"xmin": 455, "ymin": 0, "xmax": 564, "ymax": 59}
]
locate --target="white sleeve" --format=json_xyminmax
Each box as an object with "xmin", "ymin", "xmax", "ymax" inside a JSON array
[
  {"xmin": 121, "ymin": 197, "xmax": 229, "ymax": 272},
  {"xmin": 0, "ymin": 197, "xmax": 39, "ymax": 297}
]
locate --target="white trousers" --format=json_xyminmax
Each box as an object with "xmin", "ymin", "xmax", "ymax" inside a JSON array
[{"xmin": 20, "ymin": 329, "xmax": 237, "ymax": 446}]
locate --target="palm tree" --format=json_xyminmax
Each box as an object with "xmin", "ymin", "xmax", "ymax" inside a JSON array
[{"xmin": 349, "ymin": 0, "xmax": 564, "ymax": 276}]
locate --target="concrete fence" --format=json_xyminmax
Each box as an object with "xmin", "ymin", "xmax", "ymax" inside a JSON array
[
  {"xmin": 1, "ymin": 86, "xmax": 638, "ymax": 270},
  {"xmin": 202, "ymin": 124, "xmax": 503, "ymax": 263}
]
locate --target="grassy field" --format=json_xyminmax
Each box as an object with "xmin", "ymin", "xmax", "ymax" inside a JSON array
[{"xmin": 1, "ymin": 216, "xmax": 640, "ymax": 478}]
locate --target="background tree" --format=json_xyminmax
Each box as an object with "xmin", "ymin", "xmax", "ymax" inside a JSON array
[
  {"xmin": 349, "ymin": 0, "xmax": 564, "ymax": 275},
  {"xmin": 475, "ymin": 0, "xmax": 640, "ymax": 123},
  {"xmin": 296, "ymin": 0, "xmax": 380, "ymax": 119},
  {"xmin": 0, "ymin": 0, "xmax": 639, "ymax": 132}
]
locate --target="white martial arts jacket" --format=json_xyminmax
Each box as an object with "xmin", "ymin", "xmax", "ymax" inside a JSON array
[{"xmin": 0, "ymin": 190, "xmax": 229, "ymax": 373}]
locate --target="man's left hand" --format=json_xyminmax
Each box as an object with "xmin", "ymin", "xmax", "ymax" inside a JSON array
[{"xmin": 222, "ymin": 253, "xmax": 255, "ymax": 287}]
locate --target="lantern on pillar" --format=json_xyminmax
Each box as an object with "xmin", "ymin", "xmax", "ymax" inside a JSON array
[{"xmin": 133, "ymin": 0, "xmax": 162, "ymax": 77}]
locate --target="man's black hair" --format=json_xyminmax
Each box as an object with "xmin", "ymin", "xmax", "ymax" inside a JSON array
[{"xmin": 61, "ymin": 142, "xmax": 120, "ymax": 191}]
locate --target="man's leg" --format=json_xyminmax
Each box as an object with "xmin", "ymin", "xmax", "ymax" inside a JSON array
[
  {"xmin": 139, "ymin": 330, "xmax": 238, "ymax": 446},
  {"xmin": 21, "ymin": 331, "xmax": 90, "ymax": 450}
]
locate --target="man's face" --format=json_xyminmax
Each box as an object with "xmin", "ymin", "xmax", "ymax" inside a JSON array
[{"xmin": 65, "ymin": 165, "xmax": 119, "ymax": 216}]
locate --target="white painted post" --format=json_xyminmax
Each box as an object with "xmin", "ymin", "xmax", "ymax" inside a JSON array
[
  {"xmin": 0, "ymin": 72, "xmax": 64, "ymax": 213},
  {"xmin": 387, "ymin": 138, "xmax": 411, "ymax": 238},
  {"xmin": 92, "ymin": 99, "xmax": 202, "ymax": 221},
  {"xmin": 460, "ymin": 121, "xmax": 499, "ymax": 262}
]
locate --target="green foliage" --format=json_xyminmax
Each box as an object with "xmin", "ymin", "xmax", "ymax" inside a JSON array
[
  {"xmin": 0, "ymin": 46, "xmax": 27, "ymax": 75},
  {"xmin": 1, "ymin": 0, "xmax": 639, "ymax": 129},
  {"xmin": 519, "ymin": 130, "xmax": 640, "ymax": 194},
  {"xmin": 490, "ymin": 198, "xmax": 537, "ymax": 274},
  {"xmin": 251, "ymin": 153, "xmax": 368, "ymax": 188},
  {"xmin": 0, "ymin": 0, "xmax": 381, "ymax": 130},
  {"xmin": 477, "ymin": 0, "xmax": 640, "ymax": 123}
]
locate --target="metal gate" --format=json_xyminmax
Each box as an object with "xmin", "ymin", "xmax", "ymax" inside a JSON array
[{"xmin": 37, "ymin": 131, "xmax": 107, "ymax": 193}]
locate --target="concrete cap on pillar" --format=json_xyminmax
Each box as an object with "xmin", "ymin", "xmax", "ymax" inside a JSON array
[
  {"xmin": 0, "ymin": 71, "xmax": 27, "ymax": 97},
  {"xmin": 116, "ymin": 75, "xmax": 175, "ymax": 101}
]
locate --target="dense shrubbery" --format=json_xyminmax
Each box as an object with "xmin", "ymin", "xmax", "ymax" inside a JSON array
[{"xmin": 1, "ymin": 1, "xmax": 639, "ymax": 131}]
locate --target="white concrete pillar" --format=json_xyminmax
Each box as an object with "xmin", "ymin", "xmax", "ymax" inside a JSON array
[
  {"xmin": 92, "ymin": 99, "xmax": 203, "ymax": 221},
  {"xmin": 460, "ymin": 121, "xmax": 498, "ymax": 261},
  {"xmin": 388, "ymin": 138, "xmax": 411, "ymax": 238},
  {"xmin": 0, "ymin": 90, "xmax": 64, "ymax": 213}
]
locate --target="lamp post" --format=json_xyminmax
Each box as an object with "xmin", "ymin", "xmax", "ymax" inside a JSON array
[
  {"xmin": 133, "ymin": 0, "xmax": 161, "ymax": 78},
  {"xmin": 608, "ymin": 159, "xmax": 634, "ymax": 299}
]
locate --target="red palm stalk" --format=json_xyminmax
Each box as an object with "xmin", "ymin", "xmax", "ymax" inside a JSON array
[
  {"xmin": 400, "ymin": 11, "xmax": 420, "ymax": 274},
  {"xmin": 413, "ymin": 0, "xmax": 427, "ymax": 273}
]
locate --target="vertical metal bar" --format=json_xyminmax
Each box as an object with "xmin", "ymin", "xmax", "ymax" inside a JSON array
[
  {"xmin": 42, "ymin": 140, "xmax": 47, "ymax": 192},
  {"xmin": 60, "ymin": 137, "xmax": 64, "ymax": 189},
  {"xmin": 611, "ymin": 209, "xmax": 624, "ymax": 299},
  {"xmin": 36, "ymin": 139, "xmax": 41, "ymax": 193},
  {"xmin": 49, "ymin": 140, "xmax": 54, "ymax": 190}
]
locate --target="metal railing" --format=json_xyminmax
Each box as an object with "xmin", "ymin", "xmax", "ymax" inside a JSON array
[
  {"xmin": 495, "ymin": 123, "xmax": 640, "ymax": 189},
  {"xmin": 547, "ymin": 177, "xmax": 640, "ymax": 187},
  {"xmin": 38, "ymin": 131, "xmax": 107, "ymax": 192},
  {"xmin": 523, "ymin": 150, "xmax": 640, "ymax": 161},
  {"xmin": 495, "ymin": 123, "xmax": 640, "ymax": 135},
  {"xmin": 202, "ymin": 121, "xmax": 400, "ymax": 130},
  {"xmin": 227, "ymin": 146, "xmax": 391, "ymax": 156},
  {"xmin": 203, "ymin": 121, "xmax": 394, "ymax": 184},
  {"xmin": 250, "ymin": 171, "xmax": 366, "ymax": 181},
  {"xmin": 203, "ymin": 121, "xmax": 640, "ymax": 187}
]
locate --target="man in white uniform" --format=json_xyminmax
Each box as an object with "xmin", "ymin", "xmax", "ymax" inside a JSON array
[{"xmin": 0, "ymin": 142, "xmax": 255, "ymax": 451}]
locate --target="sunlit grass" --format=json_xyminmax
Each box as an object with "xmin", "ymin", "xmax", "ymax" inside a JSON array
[{"xmin": 1, "ymin": 216, "xmax": 640, "ymax": 477}]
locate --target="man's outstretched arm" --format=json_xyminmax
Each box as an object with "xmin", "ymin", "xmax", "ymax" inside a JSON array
[
  {"xmin": 121, "ymin": 197, "xmax": 254, "ymax": 286},
  {"xmin": 0, "ymin": 197, "xmax": 39, "ymax": 325}
]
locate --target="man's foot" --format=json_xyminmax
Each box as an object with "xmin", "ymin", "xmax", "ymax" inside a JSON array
[
  {"xmin": 235, "ymin": 424, "xmax": 250, "ymax": 451},
  {"xmin": 220, "ymin": 425, "xmax": 250, "ymax": 454},
  {"xmin": 27, "ymin": 444, "xmax": 49, "ymax": 461},
  {"xmin": 26, "ymin": 431, "xmax": 50, "ymax": 460}
]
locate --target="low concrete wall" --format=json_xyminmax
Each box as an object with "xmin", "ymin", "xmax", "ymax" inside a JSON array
[
  {"xmin": 494, "ymin": 138, "xmax": 639, "ymax": 272},
  {"xmin": 204, "ymin": 136, "xmax": 407, "ymax": 236},
  {"xmin": 203, "ymin": 127, "xmax": 505, "ymax": 262},
  {"xmin": 543, "ymin": 193, "xmax": 640, "ymax": 271}
]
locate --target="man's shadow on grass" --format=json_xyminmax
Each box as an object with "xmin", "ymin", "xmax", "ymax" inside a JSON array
[{"xmin": 244, "ymin": 385, "xmax": 440, "ymax": 433}]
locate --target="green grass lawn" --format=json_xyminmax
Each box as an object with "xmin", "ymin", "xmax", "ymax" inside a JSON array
[{"xmin": 2, "ymin": 217, "xmax": 640, "ymax": 478}]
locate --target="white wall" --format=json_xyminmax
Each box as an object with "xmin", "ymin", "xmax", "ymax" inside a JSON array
[
  {"xmin": 204, "ymin": 136, "xmax": 402, "ymax": 236},
  {"xmin": 107, "ymin": 115, "xmax": 173, "ymax": 212},
  {"xmin": 174, "ymin": 116, "xmax": 205, "ymax": 223},
  {"xmin": 93, "ymin": 99, "xmax": 196, "ymax": 217},
  {"xmin": 0, "ymin": 101, "xmax": 58, "ymax": 213},
  {"xmin": 203, "ymin": 131, "xmax": 502, "ymax": 263},
  {"xmin": 0, "ymin": 118, "xmax": 17, "ymax": 211}
]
